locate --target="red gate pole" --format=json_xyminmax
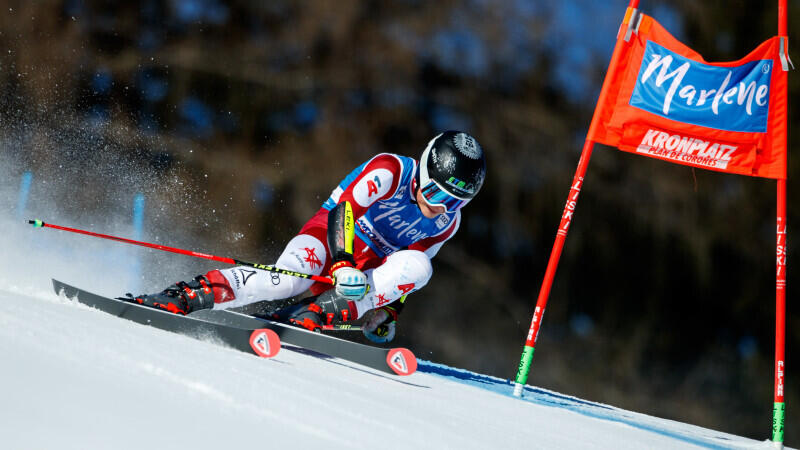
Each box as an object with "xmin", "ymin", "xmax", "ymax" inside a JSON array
[
  {"xmin": 775, "ymin": 180, "xmax": 787, "ymax": 446},
  {"xmin": 773, "ymin": 0, "xmax": 788, "ymax": 446},
  {"xmin": 511, "ymin": 140, "xmax": 594, "ymax": 397},
  {"xmin": 512, "ymin": 0, "xmax": 641, "ymax": 397}
]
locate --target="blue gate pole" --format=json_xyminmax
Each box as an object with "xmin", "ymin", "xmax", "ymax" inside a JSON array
[
  {"xmin": 16, "ymin": 171, "xmax": 33, "ymax": 220},
  {"xmin": 131, "ymin": 193, "xmax": 145, "ymax": 291},
  {"xmin": 133, "ymin": 193, "xmax": 145, "ymax": 240}
]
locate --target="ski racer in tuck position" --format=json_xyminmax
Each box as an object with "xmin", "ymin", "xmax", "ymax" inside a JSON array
[{"xmin": 126, "ymin": 131, "xmax": 487, "ymax": 343}]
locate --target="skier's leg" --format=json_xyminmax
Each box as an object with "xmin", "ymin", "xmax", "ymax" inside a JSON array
[
  {"xmin": 284, "ymin": 249, "xmax": 433, "ymax": 329},
  {"xmin": 211, "ymin": 233, "xmax": 328, "ymax": 310},
  {"xmin": 353, "ymin": 249, "xmax": 432, "ymax": 318},
  {"xmin": 124, "ymin": 214, "xmax": 330, "ymax": 315}
]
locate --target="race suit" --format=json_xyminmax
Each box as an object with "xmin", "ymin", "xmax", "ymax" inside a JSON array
[{"xmin": 206, "ymin": 153, "xmax": 461, "ymax": 319}]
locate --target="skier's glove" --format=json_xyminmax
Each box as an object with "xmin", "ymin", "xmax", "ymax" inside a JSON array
[
  {"xmin": 330, "ymin": 262, "xmax": 367, "ymax": 301},
  {"xmin": 362, "ymin": 306, "xmax": 398, "ymax": 344}
]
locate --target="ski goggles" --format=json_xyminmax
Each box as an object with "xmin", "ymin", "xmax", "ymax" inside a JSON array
[{"xmin": 419, "ymin": 180, "xmax": 470, "ymax": 213}]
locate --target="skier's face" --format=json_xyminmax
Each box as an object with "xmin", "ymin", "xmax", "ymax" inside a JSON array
[{"xmin": 416, "ymin": 188, "xmax": 446, "ymax": 218}]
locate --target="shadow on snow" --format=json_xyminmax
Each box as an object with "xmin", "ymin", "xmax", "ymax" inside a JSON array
[{"xmin": 418, "ymin": 361, "xmax": 739, "ymax": 450}]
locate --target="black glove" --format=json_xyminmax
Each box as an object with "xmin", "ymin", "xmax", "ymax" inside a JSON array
[{"xmin": 362, "ymin": 305, "xmax": 399, "ymax": 343}]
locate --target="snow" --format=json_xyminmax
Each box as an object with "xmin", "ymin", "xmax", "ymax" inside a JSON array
[{"xmin": 0, "ymin": 285, "xmax": 783, "ymax": 449}]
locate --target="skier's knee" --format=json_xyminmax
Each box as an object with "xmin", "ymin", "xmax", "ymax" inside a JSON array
[{"xmin": 384, "ymin": 249, "xmax": 433, "ymax": 289}]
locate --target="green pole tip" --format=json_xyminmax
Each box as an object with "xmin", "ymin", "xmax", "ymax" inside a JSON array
[{"xmin": 29, "ymin": 219, "xmax": 43, "ymax": 228}]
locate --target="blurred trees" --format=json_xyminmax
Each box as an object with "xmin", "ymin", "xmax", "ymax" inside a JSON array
[{"xmin": 0, "ymin": 0, "xmax": 798, "ymax": 441}]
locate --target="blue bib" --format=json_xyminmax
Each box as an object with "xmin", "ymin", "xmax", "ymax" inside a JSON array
[{"xmin": 323, "ymin": 154, "xmax": 458, "ymax": 257}]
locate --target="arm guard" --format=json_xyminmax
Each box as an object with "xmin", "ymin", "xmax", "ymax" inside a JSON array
[{"xmin": 327, "ymin": 201, "xmax": 356, "ymax": 271}]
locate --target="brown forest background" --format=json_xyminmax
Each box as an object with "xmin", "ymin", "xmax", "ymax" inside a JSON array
[{"xmin": 1, "ymin": 0, "xmax": 799, "ymax": 442}]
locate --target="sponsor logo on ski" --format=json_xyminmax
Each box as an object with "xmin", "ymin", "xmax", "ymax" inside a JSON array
[
  {"xmin": 253, "ymin": 332, "xmax": 271, "ymax": 353},
  {"xmin": 386, "ymin": 348, "xmax": 417, "ymax": 376},
  {"xmin": 636, "ymin": 128, "xmax": 738, "ymax": 169},
  {"xmin": 389, "ymin": 351, "xmax": 408, "ymax": 374},
  {"xmin": 631, "ymin": 41, "xmax": 771, "ymax": 132},
  {"xmin": 249, "ymin": 329, "xmax": 279, "ymax": 358}
]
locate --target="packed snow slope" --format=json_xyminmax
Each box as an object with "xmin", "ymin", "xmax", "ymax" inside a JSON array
[{"xmin": 0, "ymin": 285, "xmax": 783, "ymax": 450}]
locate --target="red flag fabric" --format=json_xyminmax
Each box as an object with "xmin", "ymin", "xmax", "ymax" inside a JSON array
[{"xmin": 588, "ymin": 9, "xmax": 789, "ymax": 179}]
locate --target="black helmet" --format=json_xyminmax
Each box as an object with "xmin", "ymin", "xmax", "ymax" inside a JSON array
[{"xmin": 418, "ymin": 131, "xmax": 486, "ymax": 212}]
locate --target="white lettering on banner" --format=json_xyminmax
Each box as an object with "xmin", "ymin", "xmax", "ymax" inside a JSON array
[
  {"xmin": 641, "ymin": 55, "xmax": 690, "ymax": 115},
  {"xmin": 636, "ymin": 129, "xmax": 738, "ymax": 170},
  {"xmin": 631, "ymin": 40, "xmax": 773, "ymax": 133},
  {"xmin": 640, "ymin": 54, "xmax": 769, "ymax": 118}
]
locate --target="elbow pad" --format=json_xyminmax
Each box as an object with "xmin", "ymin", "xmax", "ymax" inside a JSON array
[{"xmin": 327, "ymin": 201, "xmax": 356, "ymax": 269}]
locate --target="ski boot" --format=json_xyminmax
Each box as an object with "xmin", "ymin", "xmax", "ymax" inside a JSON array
[
  {"xmin": 120, "ymin": 275, "xmax": 216, "ymax": 315},
  {"xmin": 275, "ymin": 290, "xmax": 357, "ymax": 331}
]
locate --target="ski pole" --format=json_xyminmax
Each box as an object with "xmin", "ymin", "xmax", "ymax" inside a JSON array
[
  {"xmin": 321, "ymin": 324, "xmax": 361, "ymax": 331},
  {"xmin": 28, "ymin": 219, "xmax": 334, "ymax": 285}
]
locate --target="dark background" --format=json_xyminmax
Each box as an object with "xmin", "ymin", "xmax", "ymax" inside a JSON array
[{"xmin": 1, "ymin": 0, "xmax": 798, "ymax": 442}]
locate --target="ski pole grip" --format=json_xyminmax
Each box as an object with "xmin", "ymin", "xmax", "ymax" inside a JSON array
[{"xmin": 29, "ymin": 219, "xmax": 44, "ymax": 228}]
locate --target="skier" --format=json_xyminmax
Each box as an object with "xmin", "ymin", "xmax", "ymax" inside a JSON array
[{"xmin": 125, "ymin": 131, "xmax": 486, "ymax": 343}]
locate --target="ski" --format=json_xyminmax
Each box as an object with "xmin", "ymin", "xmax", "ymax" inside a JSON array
[
  {"xmin": 188, "ymin": 309, "xmax": 417, "ymax": 376},
  {"xmin": 52, "ymin": 280, "xmax": 280, "ymax": 358},
  {"xmin": 52, "ymin": 280, "xmax": 417, "ymax": 376}
]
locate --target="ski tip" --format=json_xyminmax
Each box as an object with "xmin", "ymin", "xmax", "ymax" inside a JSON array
[
  {"xmin": 386, "ymin": 348, "xmax": 417, "ymax": 376},
  {"xmin": 249, "ymin": 329, "xmax": 281, "ymax": 358},
  {"xmin": 29, "ymin": 219, "xmax": 43, "ymax": 228}
]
